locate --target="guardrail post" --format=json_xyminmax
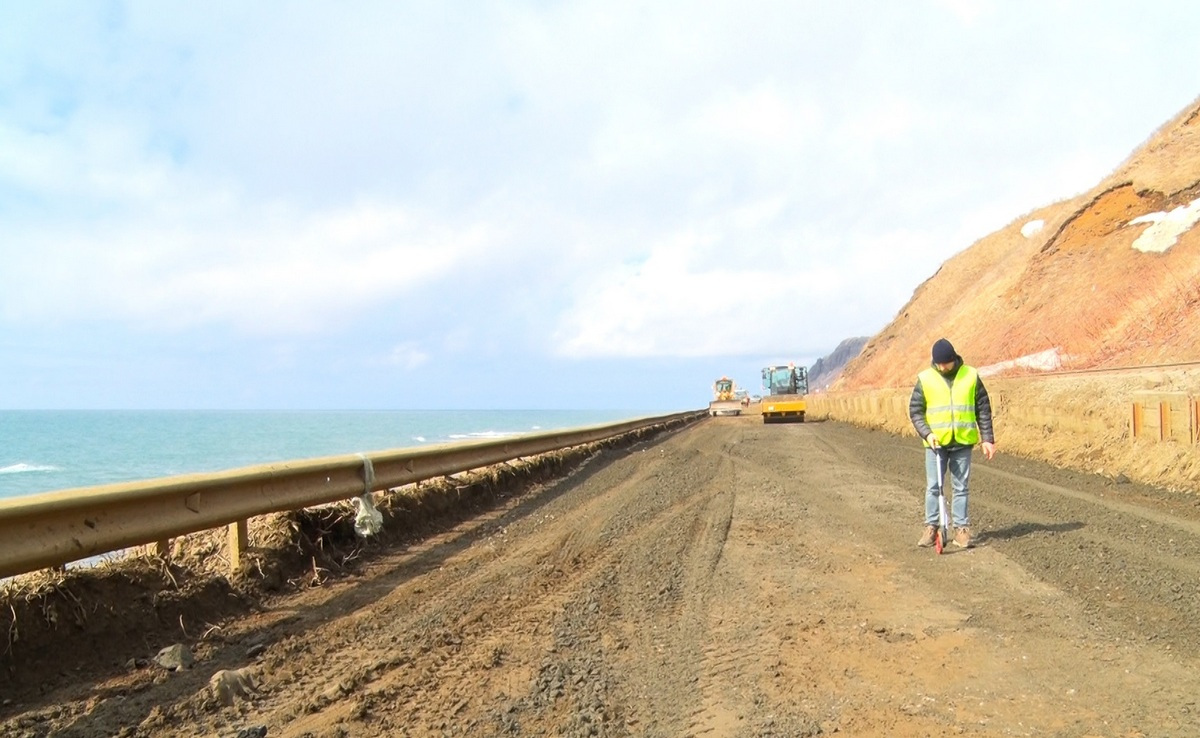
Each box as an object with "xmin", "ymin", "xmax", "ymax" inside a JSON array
[
  {"xmin": 227, "ymin": 519, "xmax": 248, "ymax": 573},
  {"xmin": 1160, "ymin": 402, "xmax": 1171, "ymax": 441},
  {"xmin": 1131, "ymin": 402, "xmax": 1143, "ymax": 440},
  {"xmin": 154, "ymin": 539, "xmax": 170, "ymax": 559}
]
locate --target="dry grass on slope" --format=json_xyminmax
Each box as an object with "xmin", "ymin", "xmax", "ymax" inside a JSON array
[
  {"xmin": 838, "ymin": 97, "xmax": 1200, "ymax": 392},
  {"xmin": 997, "ymin": 182, "xmax": 1200, "ymax": 366},
  {"xmin": 835, "ymin": 194, "xmax": 1085, "ymax": 389},
  {"xmin": 1104, "ymin": 94, "xmax": 1200, "ymax": 195}
]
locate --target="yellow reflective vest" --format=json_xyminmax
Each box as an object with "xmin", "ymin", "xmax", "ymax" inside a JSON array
[{"xmin": 918, "ymin": 365, "xmax": 981, "ymax": 447}]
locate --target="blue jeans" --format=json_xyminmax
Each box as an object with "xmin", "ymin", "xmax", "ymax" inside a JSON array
[{"xmin": 925, "ymin": 445, "xmax": 972, "ymax": 528}]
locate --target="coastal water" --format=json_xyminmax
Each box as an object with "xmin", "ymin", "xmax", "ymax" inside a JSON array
[{"xmin": 0, "ymin": 409, "xmax": 648, "ymax": 501}]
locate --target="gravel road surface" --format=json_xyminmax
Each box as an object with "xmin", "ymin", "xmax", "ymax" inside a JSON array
[{"xmin": 5, "ymin": 417, "xmax": 1200, "ymax": 737}]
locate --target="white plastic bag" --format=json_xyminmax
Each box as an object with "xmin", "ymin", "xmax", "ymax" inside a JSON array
[
  {"xmin": 352, "ymin": 453, "xmax": 384, "ymax": 537},
  {"xmin": 352, "ymin": 494, "xmax": 383, "ymax": 537}
]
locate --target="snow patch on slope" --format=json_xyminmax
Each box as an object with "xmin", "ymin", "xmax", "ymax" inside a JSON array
[
  {"xmin": 1128, "ymin": 198, "xmax": 1200, "ymax": 253},
  {"xmin": 978, "ymin": 347, "xmax": 1064, "ymax": 377}
]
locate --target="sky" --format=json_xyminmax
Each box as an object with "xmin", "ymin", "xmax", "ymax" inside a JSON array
[{"xmin": 2, "ymin": 1, "xmax": 1198, "ymax": 411}]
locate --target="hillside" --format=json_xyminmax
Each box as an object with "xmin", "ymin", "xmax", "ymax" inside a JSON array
[
  {"xmin": 837, "ymin": 95, "xmax": 1200, "ymax": 390},
  {"xmin": 807, "ymin": 336, "xmax": 868, "ymax": 392}
]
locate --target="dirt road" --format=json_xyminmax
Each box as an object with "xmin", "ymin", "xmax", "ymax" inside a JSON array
[{"xmin": 6, "ymin": 417, "xmax": 1200, "ymax": 737}]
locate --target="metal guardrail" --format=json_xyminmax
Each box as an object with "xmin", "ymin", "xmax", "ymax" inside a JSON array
[{"xmin": 0, "ymin": 410, "xmax": 705, "ymax": 579}]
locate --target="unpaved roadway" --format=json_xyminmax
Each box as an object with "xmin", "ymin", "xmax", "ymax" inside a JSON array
[{"xmin": 7, "ymin": 417, "xmax": 1200, "ymax": 737}]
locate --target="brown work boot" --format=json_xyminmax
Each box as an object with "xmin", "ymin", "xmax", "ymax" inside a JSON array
[
  {"xmin": 917, "ymin": 525, "xmax": 937, "ymax": 548},
  {"xmin": 953, "ymin": 527, "xmax": 973, "ymax": 549}
]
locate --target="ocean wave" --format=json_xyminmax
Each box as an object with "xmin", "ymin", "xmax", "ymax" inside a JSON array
[
  {"xmin": 447, "ymin": 430, "xmax": 524, "ymax": 440},
  {"xmin": 0, "ymin": 462, "xmax": 59, "ymax": 475}
]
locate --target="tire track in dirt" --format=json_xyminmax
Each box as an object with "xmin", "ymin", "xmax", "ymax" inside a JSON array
[
  {"xmin": 721, "ymin": 419, "xmax": 1200, "ymax": 735},
  {"xmin": 805, "ymin": 420, "xmax": 1200, "ymax": 651},
  {"xmin": 584, "ymin": 424, "xmax": 741, "ymax": 736},
  {"xmin": 272, "ymin": 439, "xmax": 717, "ymax": 736},
  {"xmin": 983, "ymin": 464, "xmax": 1200, "ymax": 536},
  {"xmin": 310, "ymin": 426, "xmax": 741, "ymax": 736}
]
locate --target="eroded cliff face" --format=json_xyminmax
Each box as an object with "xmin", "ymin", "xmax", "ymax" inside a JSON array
[
  {"xmin": 807, "ymin": 336, "xmax": 868, "ymax": 391},
  {"xmin": 837, "ymin": 96, "xmax": 1200, "ymax": 391}
]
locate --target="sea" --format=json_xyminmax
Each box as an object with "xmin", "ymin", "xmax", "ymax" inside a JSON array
[{"xmin": 0, "ymin": 409, "xmax": 650, "ymax": 501}]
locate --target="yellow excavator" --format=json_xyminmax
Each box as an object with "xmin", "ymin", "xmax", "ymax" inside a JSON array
[
  {"xmin": 708, "ymin": 376, "xmax": 743, "ymax": 416},
  {"xmin": 760, "ymin": 364, "xmax": 808, "ymax": 423}
]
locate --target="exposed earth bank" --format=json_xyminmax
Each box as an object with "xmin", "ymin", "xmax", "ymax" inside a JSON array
[{"xmin": 5, "ymin": 417, "xmax": 1200, "ymax": 737}]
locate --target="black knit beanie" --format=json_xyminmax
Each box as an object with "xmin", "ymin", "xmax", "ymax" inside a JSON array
[{"xmin": 931, "ymin": 338, "xmax": 957, "ymax": 364}]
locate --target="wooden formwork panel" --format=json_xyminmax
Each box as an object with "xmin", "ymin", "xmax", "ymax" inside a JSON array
[
  {"xmin": 1165, "ymin": 394, "xmax": 1190, "ymax": 441},
  {"xmin": 819, "ymin": 388, "xmax": 1199, "ymax": 447},
  {"xmin": 1025, "ymin": 404, "xmax": 1112, "ymax": 436},
  {"xmin": 1130, "ymin": 392, "xmax": 1193, "ymax": 442}
]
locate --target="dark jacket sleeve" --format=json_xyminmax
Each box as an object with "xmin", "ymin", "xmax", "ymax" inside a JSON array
[
  {"xmin": 909, "ymin": 380, "xmax": 931, "ymax": 438},
  {"xmin": 975, "ymin": 377, "xmax": 995, "ymax": 443}
]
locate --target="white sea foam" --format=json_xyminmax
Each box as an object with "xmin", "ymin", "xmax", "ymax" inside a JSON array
[
  {"xmin": 447, "ymin": 430, "xmax": 524, "ymax": 440},
  {"xmin": 0, "ymin": 462, "xmax": 58, "ymax": 474}
]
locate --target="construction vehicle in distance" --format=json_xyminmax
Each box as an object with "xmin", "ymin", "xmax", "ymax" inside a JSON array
[
  {"xmin": 708, "ymin": 376, "xmax": 743, "ymax": 416},
  {"xmin": 761, "ymin": 364, "xmax": 808, "ymax": 423}
]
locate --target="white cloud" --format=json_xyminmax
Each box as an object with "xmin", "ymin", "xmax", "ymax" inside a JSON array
[
  {"xmin": 0, "ymin": 118, "xmax": 176, "ymax": 202},
  {"xmin": 693, "ymin": 84, "xmax": 824, "ymax": 150},
  {"xmin": 932, "ymin": 0, "xmax": 994, "ymax": 26},
  {"xmin": 1, "ymin": 200, "xmax": 496, "ymax": 333},
  {"xmin": 550, "ymin": 224, "xmax": 881, "ymax": 358},
  {"xmin": 4, "ymin": 0, "xmax": 1200, "ymax": 409},
  {"xmin": 383, "ymin": 342, "xmax": 431, "ymax": 370}
]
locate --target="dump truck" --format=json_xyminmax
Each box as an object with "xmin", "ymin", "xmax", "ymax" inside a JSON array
[
  {"xmin": 760, "ymin": 364, "xmax": 808, "ymax": 423},
  {"xmin": 708, "ymin": 376, "xmax": 743, "ymax": 416}
]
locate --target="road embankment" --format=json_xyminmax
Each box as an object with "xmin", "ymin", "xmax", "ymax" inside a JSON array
[{"xmin": 809, "ymin": 365, "xmax": 1200, "ymax": 494}]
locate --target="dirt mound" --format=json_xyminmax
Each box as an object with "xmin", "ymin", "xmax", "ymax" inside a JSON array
[{"xmin": 838, "ymin": 94, "xmax": 1200, "ymax": 391}]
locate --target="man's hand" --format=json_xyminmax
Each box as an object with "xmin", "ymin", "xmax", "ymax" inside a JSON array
[
  {"xmin": 980, "ymin": 441, "xmax": 996, "ymax": 460},
  {"xmin": 925, "ymin": 433, "xmax": 939, "ymax": 448}
]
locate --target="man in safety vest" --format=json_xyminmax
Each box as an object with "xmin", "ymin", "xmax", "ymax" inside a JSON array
[{"xmin": 908, "ymin": 338, "xmax": 996, "ymax": 549}]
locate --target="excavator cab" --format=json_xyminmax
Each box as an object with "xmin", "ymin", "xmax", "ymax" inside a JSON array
[
  {"xmin": 760, "ymin": 364, "xmax": 808, "ymax": 423},
  {"xmin": 761, "ymin": 365, "xmax": 808, "ymax": 396}
]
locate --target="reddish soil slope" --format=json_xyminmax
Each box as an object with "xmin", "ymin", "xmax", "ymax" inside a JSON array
[{"xmin": 839, "ymin": 96, "xmax": 1200, "ymax": 390}]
